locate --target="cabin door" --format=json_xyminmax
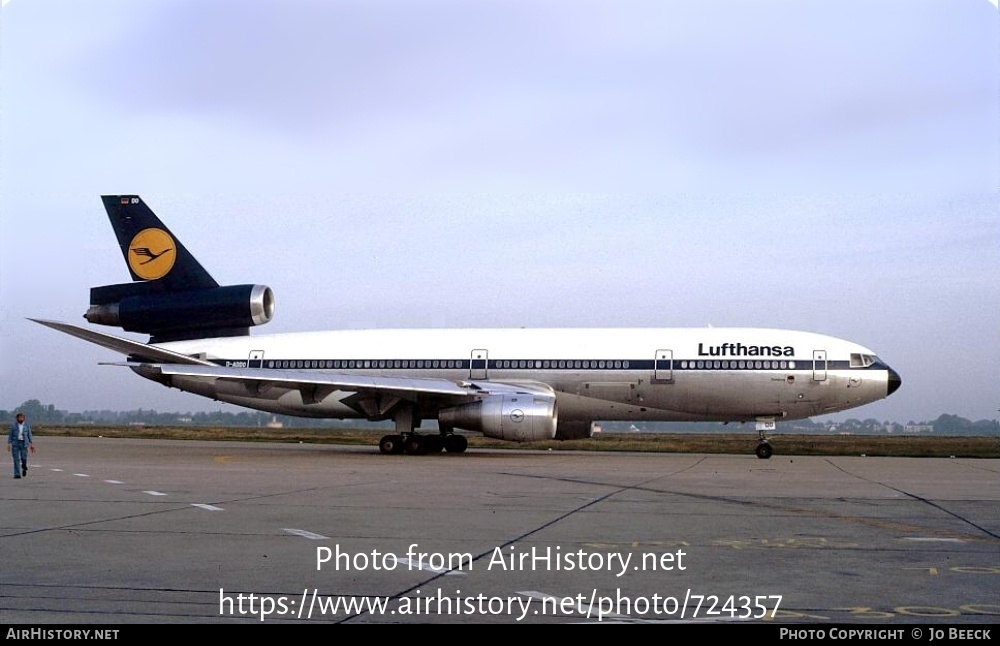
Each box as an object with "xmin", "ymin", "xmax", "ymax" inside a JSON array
[
  {"xmin": 654, "ymin": 349, "xmax": 673, "ymax": 382},
  {"xmin": 470, "ymin": 349, "xmax": 488, "ymax": 380},
  {"xmin": 812, "ymin": 350, "xmax": 827, "ymax": 381}
]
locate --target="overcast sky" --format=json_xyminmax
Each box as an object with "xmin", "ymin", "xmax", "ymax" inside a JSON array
[{"xmin": 1, "ymin": 1, "xmax": 997, "ymax": 424}]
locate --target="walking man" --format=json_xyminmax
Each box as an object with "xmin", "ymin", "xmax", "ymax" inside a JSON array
[{"xmin": 7, "ymin": 412, "xmax": 34, "ymax": 479}]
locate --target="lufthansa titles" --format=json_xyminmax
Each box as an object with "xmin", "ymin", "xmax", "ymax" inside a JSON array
[{"xmin": 697, "ymin": 343, "xmax": 794, "ymax": 358}]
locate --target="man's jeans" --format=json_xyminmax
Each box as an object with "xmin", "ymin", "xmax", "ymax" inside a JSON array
[{"xmin": 10, "ymin": 441, "xmax": 28, "ymax": 476}]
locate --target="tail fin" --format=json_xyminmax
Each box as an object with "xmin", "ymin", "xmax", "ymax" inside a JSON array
[
  {"xmin": 86, "ymin": 196, "xmax": 274, "ymax": 343},
  {"xmin": 100, "ymin": 195, "xmax": 217, "ymax": 290}
]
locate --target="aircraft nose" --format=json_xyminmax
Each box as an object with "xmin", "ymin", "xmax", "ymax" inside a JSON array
[{"xmin": 886, "ymin": 367, "xmax": 902, "ymax": 396}]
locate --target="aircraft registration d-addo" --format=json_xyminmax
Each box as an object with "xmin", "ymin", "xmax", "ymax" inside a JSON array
[{"xmin": 35, "ymin": 196, "xmax": 901, "ymax": 459}]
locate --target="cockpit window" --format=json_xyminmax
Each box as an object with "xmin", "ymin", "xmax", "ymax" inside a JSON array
[{"xmin": 850, "ymin": 353, "xmax": 876, "ymax": 368}]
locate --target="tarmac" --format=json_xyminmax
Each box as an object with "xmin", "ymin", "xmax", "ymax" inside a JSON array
[{"xmin": 2, "ymin": 437, "xmax": 998, "ymax": 624}]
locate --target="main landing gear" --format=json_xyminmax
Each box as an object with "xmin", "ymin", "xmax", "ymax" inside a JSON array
[
  {"xmin": 755, "ymin": 417, "xmax": 775, "ymax": 460},
  {"xmin": 378, "ymin": 432, "xmax": 468, "ymax": 455},
  {"xmin": 378, "ymin": 406, "xmax": 468, "ymax": 455}
]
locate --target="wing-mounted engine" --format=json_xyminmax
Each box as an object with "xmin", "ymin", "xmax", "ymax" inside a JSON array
[
  {"xmin": 85, "ymin": 282, "xmax": 274, "ymax": 342},
  {"xmin": 438, "ymin": 393, "xmax": 558, "ymax": 442}
]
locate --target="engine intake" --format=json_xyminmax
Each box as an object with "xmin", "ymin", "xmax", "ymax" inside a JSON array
[{"xmin": 439, "ymin": 394, "xmax": 557, "ymax": 442}]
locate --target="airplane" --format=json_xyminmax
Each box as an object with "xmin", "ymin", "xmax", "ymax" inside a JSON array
[{"xmin": 33, "ymin": 195, "xmax": 902, "ymax": 459}]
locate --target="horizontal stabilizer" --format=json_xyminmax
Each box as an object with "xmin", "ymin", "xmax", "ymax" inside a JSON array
[{"xmin": 29, "ymin": 319, "xmax": 214, "ymax": 366}]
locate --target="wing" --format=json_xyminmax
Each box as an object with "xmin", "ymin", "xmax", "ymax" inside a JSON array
[
  {"xmin": 31, "ymin": 318, "xmax": 554, "ymax": 419},
  {"xmin": 135, "ymin": 363, "xmax": 552, "ymax": 418}
]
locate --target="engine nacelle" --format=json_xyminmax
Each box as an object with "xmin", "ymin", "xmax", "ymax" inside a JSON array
[
  {"xmin": 439, "ymin": 394, "xmax": 557, "ymax": 442},
  {"xmin": 85, "ymin": 284, "xmax": 274, "ymax": 341}
]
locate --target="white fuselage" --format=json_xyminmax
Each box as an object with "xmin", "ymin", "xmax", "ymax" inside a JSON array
[{"xmin": 153, "ymin": 327, "xmax": 896, "ymax": 426}]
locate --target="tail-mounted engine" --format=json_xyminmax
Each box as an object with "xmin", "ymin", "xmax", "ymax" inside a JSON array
[{"xmin": 85, "ymin": 282, "xmax": 274, "ymax": 343}]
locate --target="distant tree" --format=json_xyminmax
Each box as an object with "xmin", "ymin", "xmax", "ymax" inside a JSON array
[
  {"xmin": 10, "ymin": 399, "xmax": 65, "ymax": 423},
  {"xmin": 933, "ymin": 414, "xmax": 975, "ymax": 434},
  {"xmin": 972, "ymin": 419, "xmax": 1000, "ymax": 434}
]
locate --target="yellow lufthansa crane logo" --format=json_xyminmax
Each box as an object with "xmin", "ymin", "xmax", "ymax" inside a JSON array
[{"xmin": 128, "ymin": 228, "xmax": 176, "ymax": 280}]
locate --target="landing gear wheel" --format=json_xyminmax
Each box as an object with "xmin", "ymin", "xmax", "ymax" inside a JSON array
[
  {"xmin": 755, "ymin": 441, "xmax": 773, "ymax": 460},
  {"xmin": 379, "ymin": 434, "xmax": 404, "ymax": 455},
  {"xmin": 443, "ymin": 434, "xmax": 468, "ymax": 453},
  {"xmin": 404, "ymin": 435, "xmax": 426, "ymax": 455}
]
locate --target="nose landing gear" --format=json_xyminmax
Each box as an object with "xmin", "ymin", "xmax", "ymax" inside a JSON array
[{"xmin": 755, "ymin": 417, "xmax": 776, "ymax": 460}]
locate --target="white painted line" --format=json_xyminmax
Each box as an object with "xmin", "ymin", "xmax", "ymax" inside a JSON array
[
  {"xmin": 143, "ymin": 490, "xmax": 167, "ymax": 496},
  {"xmin": 519, "ymin": 591, "xmax": 558, "ymax": 601},
  {"xmin": 192, "ymin": 503, "xmax": 223, "ymax": 511},
  {"xmin": 283, "ymin": 528, "xmax": 329, "ymax": 540},
  {"xmin": 104, "ymin": 480, "xmax": 124, "ymax": 485},
  {"xmin": 73, "ymin": 473, "xmax": 90, "ymax": 478},
  {"xmin": 50, "ymin": 469, "xmax": 64, "ymax": 472},
  {"xmin": 396, "ymin": 558, "xmax": 467, "ymax": 576},
  {"xmin": 902, "ymin": 537, "xmax": 965, "ymax": 543}
]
